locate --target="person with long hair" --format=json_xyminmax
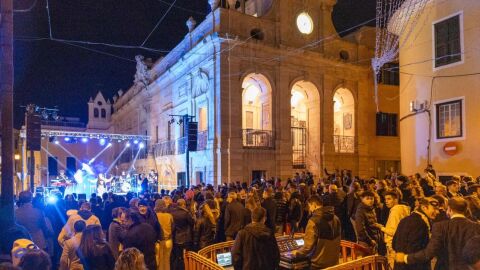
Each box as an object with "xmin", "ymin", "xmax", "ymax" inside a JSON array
[
  {"xmin": 194, "ymin": 203, "xmax": 217, "ymax": 250},
  {"xmin": 77, "ymin": 225, "xmax": 115, "ymax": 270},
  {"xmin": 154, "ymin": 200, "xmax": 174, "ymax": 270},
  {"xmin": 114, "ymin": 248, "xmax": 146, "ymax": 270}
]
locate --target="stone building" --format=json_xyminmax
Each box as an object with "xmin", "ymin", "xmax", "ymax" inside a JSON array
[
  {"xmin": 111, "ymin": 0, "xmax": 401, "ymax": 187},
  {"xmin": 397, "ymin": 0, "xmax": 480, "ymax": 178}
]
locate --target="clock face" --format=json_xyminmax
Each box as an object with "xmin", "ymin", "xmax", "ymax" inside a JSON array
[{"xmin": 296, "ymin": 12, "xmax": 313, "ymax": 35}]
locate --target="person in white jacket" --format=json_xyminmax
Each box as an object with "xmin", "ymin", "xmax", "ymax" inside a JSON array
[
  {"xmin": 58, "ymin": 202, "xmax": 101, "ymax": 247},
  {"xmin": 375, "ymin": 190, "xmax": 410, "ymax": 267}
]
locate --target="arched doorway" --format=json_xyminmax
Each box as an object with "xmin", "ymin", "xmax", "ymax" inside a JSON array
[
  {"xmin": 241, "ymin": 73, "xmax": 273, "ymax": 148},
  {"xmin": 333, "ymin": 88, "xmax": 355, "ymax": 153},
  {"xmin": 290, "ymin": 81, "xmax": 321, "ymax": 175}
]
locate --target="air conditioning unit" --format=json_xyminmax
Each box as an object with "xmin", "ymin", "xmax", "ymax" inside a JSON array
[
  {"xmin": 409, "ymin": 100, "xmax": 417, "ymax": 112},
  {"xmin": 409, "ymin": 100, "xmax": 429, "ymax": 112}
]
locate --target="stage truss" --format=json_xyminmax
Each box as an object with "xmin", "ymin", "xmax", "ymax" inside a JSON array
[{"xmin": 20, "ymin": 129, "xmax": 151, "ymax": 141}]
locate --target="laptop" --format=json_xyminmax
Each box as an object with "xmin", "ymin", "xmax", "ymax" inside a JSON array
[{"xmin": 216, "ymin": 252, "xmax": 233, "ymax": 269}]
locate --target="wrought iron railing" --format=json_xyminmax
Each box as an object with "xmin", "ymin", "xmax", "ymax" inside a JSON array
[
  {"xmin": 153, "ymin": 140, "xmax": 175, "ymax": 157},
  {"xmin": 197, "ymin": 130, "xmax": 207, "ymax": 151},
  {"xmin": 242, "ymin": 129, "xmax": 274, "ymax": 149},
  {"xmin": 292, "ymin": 127, "xmax": 306, "ymax": 169},
  {"xmin": 333, "ymin": 135, "xmax": 355, "ymax": 153},
  {"xmin": 177, "ymin": 137, "xmax": 187, "ymax": 155}
]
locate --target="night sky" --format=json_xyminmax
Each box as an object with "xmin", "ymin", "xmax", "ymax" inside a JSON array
[{"xmin": 13, "ymin": 0, "xmax": 376, "ymax": 128}]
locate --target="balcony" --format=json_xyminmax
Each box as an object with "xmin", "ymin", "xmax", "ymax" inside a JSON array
[
  {"xmin": 242, "ymin": 129, "xmax": 274, "ymax": 149},
  {"xmin": 197, "ymin": 130, "xmax": 208, "ymax": 151},
  {"xmin": 153, "ymin": 140, "xmax": 175, "ymax": 157},
  {"xmin": 333, "ymin": 135, "xmax": 355, "ymax": 153}
]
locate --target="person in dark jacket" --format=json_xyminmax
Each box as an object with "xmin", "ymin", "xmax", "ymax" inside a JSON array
[
  {"xmin": 288, "ymin": 191, "xmax": 303, "ymax": 235},
  {"xmin": 224, "ymin": 192, "xmax": 246, "ymax": 240},
  {"xmin": 108, "ymin": 207, "xmax": 127, "ymax": 259},
  {"xmin": 354, "ymin": 190, "xmax": 382, "ymax": 254},
  {"xmin": 392, "ymin": 197, "xmax": 439, "ymax": 270},
  {"xmin": 194, "ymin": 203, "xmax": 216, "ymax": 250},
  {"xmin": 293, "ymin": 195, "xmax": 341, "ymax": 269},
  {"xmin": 123, "ymin": 211, "xmax": 157, "ymax": 270},
  {"xmin": 77, "ymin": 224, "xmax": 115, "ymax": 270},
  {"xmin": 273, "ymin": 191, "xmax": 287, "ymax": 235},
  {"xmin": 15, "ymin": 191, "xmax": 53, "ymax": 251},
  {"xmin": 261, "ymin": 187, "xmax": 277, "ymax": 234},
  {"xmin": 232, "ymin": 207, "xmax": 280, "ymax": 270},
  {"xmin": 137, "ymin": 200, "xmax": 163, "ymax": 241},
  {"xmin": 170, "ymin": 199, "xmax": 194, "ymax": 270},
  {"xmin": 395, "ymin": 197, "xmax": 480, "ymax": 270}
]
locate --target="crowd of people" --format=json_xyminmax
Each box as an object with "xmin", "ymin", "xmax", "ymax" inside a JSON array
[{"xmin": 1, "ymin": 166, "xmax": 480, "ymax": 270}]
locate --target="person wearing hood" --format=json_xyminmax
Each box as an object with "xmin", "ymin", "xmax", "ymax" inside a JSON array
[
  {"xmin": 58, "ymin": 202, "xmax": 101, "ymax": 246},
  {"xmin": 137, "ymin": 200, "xmax": 163, "ymax": 241},
  {"xmin": 231, "ymin": 207, "xmax": 280, "ymax": 270},
  {"xmin": 374, "ymin": 190, "xmax": 410, "ymax": 267},
  {"xmin": 292, "ymin": 195, "xmax": 341, "ymax": 269}
]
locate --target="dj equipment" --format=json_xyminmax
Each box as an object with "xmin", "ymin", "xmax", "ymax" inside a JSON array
[{"xmin": 277, "ymin": 236, "xmax": 310, "ymax": 269}]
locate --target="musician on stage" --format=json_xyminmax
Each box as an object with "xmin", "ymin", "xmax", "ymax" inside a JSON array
[
  {"xmin": 141, "ymin": 174, "xmax": 149, "ymax": 194},
  {"xmin": 97, "ymin": 173, "xmax": 113, "ymax": 195}
]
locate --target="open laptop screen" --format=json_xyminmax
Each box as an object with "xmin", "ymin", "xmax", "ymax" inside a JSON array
[{"xmin": 217, "ymin": 252, "xmax": 233, "ymax": 267}]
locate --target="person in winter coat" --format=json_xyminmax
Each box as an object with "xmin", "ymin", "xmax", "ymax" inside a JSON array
[
  {"xmin": 137, "ymin": 200, "xmax": 163, "ymax": 241},
  {"xmin": 123, "ymin": 211, "xmax": 157, "ymax": 270},
  {"xmin": 288, "ymin": 191, "xmax": 303, "ymax": 235},
  {"xmin": 15, "ymin": 191, "xmax": 53, "ymax": 251},
  {"xmin": 261, "ymin": 187, "xmax": 277, "ymax": 234},
  {"xmin": 154, "ymin": 200, "xmax": 174, "ymax": 270},
  {"xmin": 170, "ymin": 199, "xmax": 195, "ymax": 270},
  {"xmin": 231, "ymin": 207, "xmax": 280, "ymax": 270},
  {"xmin": 374, "ymin": 190, "xmax": 410, "ymax": 267},
  {"xmin": 273, "ymin": 191, "xmax": 288, "ymax": 235},
  {"xmin": 224, "ymin": 192, "xmax": 246, "ymax": 240},
  {"xmin": 395, "ymin": 197, "xmax": 480, "ymax": 270},
  {"xmin": 392, "ymin": 197, "xmax": 439, "ymax": 270},
  {"xmin": 354, "ymin": 191, "xmax": 382, "ymax": 254},
  {"xmin": 194, "ymin": 203, "xmax": 216, "ymax": 250},
  {"xmin": 293, "ymin": 195, "xmax": 341, "ymax": 269},
  {"xmin": 108, "ymin": 207, "xmax": 128, "ymax": 259},
  {"xmin": 58, "ymin": 202, "xmax": 101, "ymax": 246},
  {"xmin": 77, "ymin": 224, "xmax": 115, "ymax": 270},
  {"xmin": 59, "ymin": 220, "xmax": 86, "ymax": 270}
]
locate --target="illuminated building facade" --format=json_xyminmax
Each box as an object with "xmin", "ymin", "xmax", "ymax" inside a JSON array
[
  {"xmin": 398, "ymin": 0, "xmax": 480, "ymax": 177},
  {"xmin": 111, "ymin": 0, "xmax": 401, "ymax": 186}
]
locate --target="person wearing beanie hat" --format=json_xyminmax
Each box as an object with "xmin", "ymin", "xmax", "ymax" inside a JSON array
[{"xmin": 11, "ymin": 239, "xmax": 38, "ymax": 267}]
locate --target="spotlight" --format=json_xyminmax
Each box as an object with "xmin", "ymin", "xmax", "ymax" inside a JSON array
[
  {"xmin": 133, "ymin": 140, "xmax": 139, "ymax": 144},
  {"xmin": 107, "ymin": 143, "xmax": 112, "ymax": 147},
  {"xmin": 46, "ymin": 196, "xmax": 57, "ymax": 204},
  {"xmin": 117, "ymin": 140, "xmax": 122, "ymax": 143},
  {"xmin": 41, "ymin": 110, "xmax": 49, "ymax": 120},
  {"xmin": 99, "ymin": 138, "xmax": 106, "ymax": 146},
  {"xmin": 64, "ymin": 137, "xmax": 71, "ymax": 142},
  {"xmin": 139, "ymin": 142, "xmax": 145, "ymax": 149},
  {"xmin": 54, "ymin": 140, "xmax": 60, "ymax": 145},
  {"xmin": 81, "ymin": 137, "xmax": 89, "ymax": 143},
  {"xmin": 126, "ymin": 142, "xmax": 131, "ymax": 148}
]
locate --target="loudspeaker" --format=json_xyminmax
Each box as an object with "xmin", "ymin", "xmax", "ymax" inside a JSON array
[{"xmin": 187, "ymin": 121, "xmax": 198, "ymax": 151}]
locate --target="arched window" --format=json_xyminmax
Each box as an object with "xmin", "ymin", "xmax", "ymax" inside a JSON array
[
  {"xmin": 94, "ymin": 108, "xmax": 99, "ymax": 118},
  {"xmin": 333, "ymin": 88, "xmax": 355, "ymax": 153},
  {"xmin": 241, "ymin": 73, "xmax": 273, "ymax": 148},
  {"xmin": 101, "ymin": 109, "xmax": 106, "ymax": 118}
]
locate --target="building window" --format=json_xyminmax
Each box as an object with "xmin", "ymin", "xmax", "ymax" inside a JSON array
[
  {"xmin": 434, "ymin": 14, "xmax": 461, "ymax": 68},
  {"xmin": 436, "ymin": 99, "xmax": 462, "ymax": 139},
  {"xmin": 198, "ymin": 107, "xmax": 207, "ymax": 132},
  {"xmin": 376, "ymin": 112, "xmax": 398, "ymax": 136},
  {"xmin": 94, "ymin": 108, "xmax": 99, "ymax": 118},
  {"xmin": 101, "ymin": 109, "xmax": 106, "ymax": 118},
  {"xmin": 378, "ymin": 63, "xmax": 399, "ymax": 85}
]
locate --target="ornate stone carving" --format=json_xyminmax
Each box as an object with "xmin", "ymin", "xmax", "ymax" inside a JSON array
[
  {"xmin": 191, "ymin": 69, "xmax": 209, "ymax": 98},
  {"xmin": 134, "ymin": 55, "xmax": 151, "ymax": 87},
  {"xmin": 186, "ymin": 17, "xmax": 196, "ymax": 32}
]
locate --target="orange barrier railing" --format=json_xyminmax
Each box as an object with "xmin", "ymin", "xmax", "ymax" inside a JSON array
[
  {"xmin": 323, "ymin": 255, "xmax": 390, "ymax": 270},
  {"xmin": 183, "ymin": 251, "xmax": 224, "ymax": 270}
]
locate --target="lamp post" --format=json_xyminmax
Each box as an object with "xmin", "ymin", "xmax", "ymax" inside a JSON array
[{"xmin": 169, "ymin": 114, "xmax": 197, "ymax": 188}]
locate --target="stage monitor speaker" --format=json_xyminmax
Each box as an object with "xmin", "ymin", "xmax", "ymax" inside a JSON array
[
  {"xmin": 187, "ymin": 121, "xmax": 198, "ymax": 151},
  {"xmin": 78, "ymin": 194, "xmax": 87, "ymax": 201}
]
